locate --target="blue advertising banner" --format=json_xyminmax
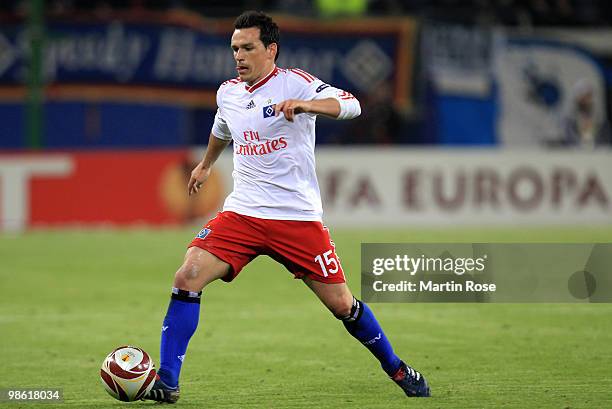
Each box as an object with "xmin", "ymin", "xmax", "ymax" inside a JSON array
[
  {"xmin": 0, "ymin": 12, "xmax": 415, "ymax": 109},
  {"xmin": 421, "ymin": 22, "xmax": 610, "ymax": 146}
]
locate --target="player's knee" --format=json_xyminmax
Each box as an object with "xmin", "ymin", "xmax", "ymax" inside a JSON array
[
  {"xmin": 173, "ymin": 248, "xmax": 229, "ymax": 291},
  {"xmin": 174, "ymin": 261, "xmax": 201, "ymax": 288},
  {"xmin": 173, "ymin": 254, "xmax": 209, "ymax": 290},
  {"xmin": 333, "ymin": 296, "xmax": 364, "ymax": 323},
  {"xmin": 175, "ymin": 259, "xmax": 202, "ymax": 281},
  {"xmin": 331, "ymin": 294, "xmax": 356, "ymax": 320}
]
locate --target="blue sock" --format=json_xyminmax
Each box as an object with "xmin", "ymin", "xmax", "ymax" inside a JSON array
[
  {"xmin": 342, "ymin": 298, "xmax": 402, "ymax": 376},
  {"xmin": 157, "ymin": 288, "xmax": 201, "ymax": 388}
]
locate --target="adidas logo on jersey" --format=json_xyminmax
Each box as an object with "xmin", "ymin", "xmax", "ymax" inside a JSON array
[{"xmin": 246, "ymin": 100, "xmax": 255, "ymax": 109}]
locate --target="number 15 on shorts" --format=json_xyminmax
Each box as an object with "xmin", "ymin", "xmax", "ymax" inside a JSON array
[{"xmin": 314, "ymin": 250, "xmax": 339, "ymax": 277}]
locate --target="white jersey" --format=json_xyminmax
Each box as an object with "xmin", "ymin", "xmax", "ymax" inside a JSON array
[{"xmin": 211, "ymin": 66, "xmax": 360, "ymax": 221}]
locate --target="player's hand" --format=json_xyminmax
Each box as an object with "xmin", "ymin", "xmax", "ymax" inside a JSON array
[
  {"xmin": 188, "ymin": 162, "xmax": 211, "ymax": 196},
  {"xmin": 274, "ymin": 99, "xmax": 311, "ymax": 122}
]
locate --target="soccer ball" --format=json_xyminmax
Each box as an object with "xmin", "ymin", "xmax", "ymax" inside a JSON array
[{"xmin": 100, "ymin": 346, "xmax": 157, "ymax": 402}]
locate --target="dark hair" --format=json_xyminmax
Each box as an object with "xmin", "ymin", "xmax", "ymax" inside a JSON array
[{"xmin": 234, "ymin": 10, "xmax": 280, "ymax": 62}]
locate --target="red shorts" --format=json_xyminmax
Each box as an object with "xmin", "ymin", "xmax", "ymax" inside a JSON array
[{"xmin": 189, "ymin": 211, "xmax": 345, "ymax": 284}]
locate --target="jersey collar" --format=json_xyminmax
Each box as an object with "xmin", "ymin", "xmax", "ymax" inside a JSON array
[{"xmin": 245, "ymin": 66, "xmax": 278, "ymax": 93}]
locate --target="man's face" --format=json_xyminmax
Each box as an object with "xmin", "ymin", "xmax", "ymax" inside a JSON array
[{"xmin": 231, "ymin": 27, "xmax": 276, "ymax": 85}]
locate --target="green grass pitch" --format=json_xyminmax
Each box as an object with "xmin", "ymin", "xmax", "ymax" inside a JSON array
[{"xmin": 1, "ymin": 226, "xmax": 611, "ymax": 408}]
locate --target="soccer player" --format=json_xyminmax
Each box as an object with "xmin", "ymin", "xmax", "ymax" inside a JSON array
[{"xmin": 144, "ymin": 10, "xmax": 430, "ymax": 403}]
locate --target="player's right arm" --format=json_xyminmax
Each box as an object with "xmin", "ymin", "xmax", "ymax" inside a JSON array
[
  {"xmin": 188, "ymin": 133, "xmax": 231, "ymax": 196},
  {"xmin": 189, "ymin": 85, "xmax": 234, "ymax": 196}
]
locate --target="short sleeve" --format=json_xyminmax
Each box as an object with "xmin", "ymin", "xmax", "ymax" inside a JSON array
[
  {"xmin": 211, "ymin": 86, "xmax": 232, "ymax": 141},
  {"xmin": 211, "ymin": 109, "xmax": 232, "ymax": 141},
  {"xmin": 287, "ymin": 69, "xmax": 355, "ymax": 103},
  {"xmin": 311, "ymin": 82, "xmax": 356, "ymax": 102},
  {"xmin": 287, "ymin": 68, "xmax": 360, "ymax": 120}
]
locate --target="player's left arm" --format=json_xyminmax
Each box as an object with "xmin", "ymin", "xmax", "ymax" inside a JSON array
[
  {"xmin": 275, "ymin": 76, "xmax": 361, "ymax": 122},
  {"xmin": 275, "ymin": 98, "xmax": 347, "ymax": 122}
]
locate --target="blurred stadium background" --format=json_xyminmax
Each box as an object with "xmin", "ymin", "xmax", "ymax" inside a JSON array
[
  {"xmin": 1, "ymin": 1, "xmax": 611, "ymax": 408},
  {"xmin": 1, "ymin": 0, "xmax": 612, "ymax": 230}
]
